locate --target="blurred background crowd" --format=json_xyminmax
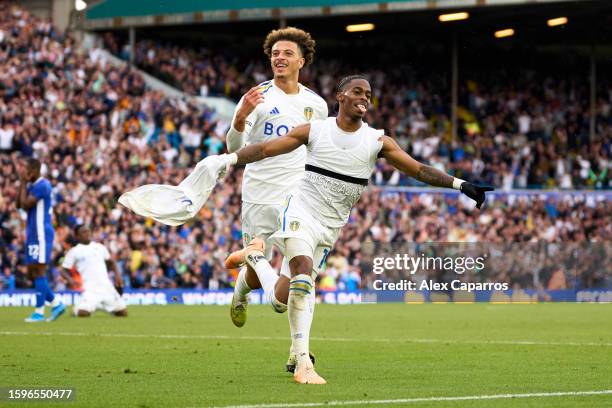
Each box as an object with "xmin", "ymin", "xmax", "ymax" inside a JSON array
[
  {"xmin": 0, "ymin": 3, "xmax": 610, "ymax": 293},
  {"xmin": 104, "ymin": 34, "xmax": 611, "ymax": 191}
]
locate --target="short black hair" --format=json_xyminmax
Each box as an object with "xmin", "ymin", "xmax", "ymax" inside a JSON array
[
  {"xmin": 74, "ymin": 224, "xmax": 86, "ymax": 235},
  {"xmin": 25, "ymin": 157, "xmax": 41, "ymax": 171},
  {"xmin": 335, "ymin": 74, "xmax": 369, "ymax": 94},
  {"xmin": 334, "ymin": 74, "xmax": 370, "ymax": 113}
]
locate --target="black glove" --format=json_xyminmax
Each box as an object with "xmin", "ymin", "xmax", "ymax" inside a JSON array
[{"xmin": 460, "ymin": 182, "xmax": 494, "ymax": 209}]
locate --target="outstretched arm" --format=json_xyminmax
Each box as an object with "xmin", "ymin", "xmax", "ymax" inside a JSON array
[
  {"xmin": 234, "ymin": 123, "xmax": 310, "ymax": 165},
  {"xmin": 379, "ymin": 136, "xmax": 454, "ymax": 187},
  {"xmin": 379, "ymin": 136, "xmax": 494, "ymax": 208}
]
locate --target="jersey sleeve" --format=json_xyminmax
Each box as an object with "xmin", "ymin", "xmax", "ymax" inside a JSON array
[
  {"xmin": 62, "ymin": 248, "xmax": 75, "ymax": 269},
  {"xmin": 30, "ymin": 180, "xmax": 51, "ymax": 200}
]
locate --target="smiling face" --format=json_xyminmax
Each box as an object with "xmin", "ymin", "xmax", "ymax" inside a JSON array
[
  {"xmin": 337, "ymin": 78, "xmax": 372, "ymax": 120},
  {"xmin": 270, "ymin": 40, "xmax": 304, "ymax": 80}
]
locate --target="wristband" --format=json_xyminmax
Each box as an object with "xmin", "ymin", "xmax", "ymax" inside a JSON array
[
  {"xmin": 452, "ymin": 177, "xmax": 465, "ymax": 190},
  {"xmin": 228, "ymin": 124, "xmax": 245, "ymax": 138}
]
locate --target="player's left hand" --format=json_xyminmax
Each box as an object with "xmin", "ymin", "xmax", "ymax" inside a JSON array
[
  {"xmin": 460, "ymin": 182, "xmax": 494, "ymax": 209},
  {"xmin": 115, "ymin": 284, "xmax": 124, "ymax": 296}
]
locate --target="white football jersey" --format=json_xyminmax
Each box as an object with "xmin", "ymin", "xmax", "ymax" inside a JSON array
[
  {"xmin": 235, "ymin": 80, "xmax": 328, "ymax": 204},
  {"xmin": 62, "ymin": 242, "xmax": 116, "ymax": 294},
  {"xmin": 297, "ymin": 117, "xmax": 384, "ymax": 228}
]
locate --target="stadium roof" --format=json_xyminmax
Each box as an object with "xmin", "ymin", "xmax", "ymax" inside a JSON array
[{"xmin": 84, "ymin": 0, "xmax": 583, "ymax": 29}]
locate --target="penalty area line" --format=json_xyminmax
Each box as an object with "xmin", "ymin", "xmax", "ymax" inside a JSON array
[
  {"xmin": 211, "ymin": 390, "xmax": 612, "ymax": 408},
  {"xmin": 1, "ymin": 331, "xmax": 612, "ymax": 347}
]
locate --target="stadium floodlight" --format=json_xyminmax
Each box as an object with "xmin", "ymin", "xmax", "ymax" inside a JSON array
[
  {"xmin": 438, "ymin": 12, "xmax": 469, "ymax": 22},
  {"xmin": 346, "ymin": 23, "xmax": 375, "ymax": 33},
  {"xmin": 494, "ymin": 28, "xmax": 515, "ymax": 38},
  {"xmin": 547, "ymin": 17, "xmax": 568, "ymax": 27},
  {"xmin": 75, "ymin": 0, "xmax": 87, "ymax": 11}
]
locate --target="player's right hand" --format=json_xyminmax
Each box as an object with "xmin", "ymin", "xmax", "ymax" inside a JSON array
[
  {"xmin": 236, "ymin": 86, "xmax": 265, "ymax": 120},
  {"xmin": 17, "ymin": 164, "xmax": 28, "ymax": 181}
]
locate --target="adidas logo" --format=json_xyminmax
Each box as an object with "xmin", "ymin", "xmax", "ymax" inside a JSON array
[{"xmin": 269, "ymin": 107, "xmax": 280, "ymax": 115}]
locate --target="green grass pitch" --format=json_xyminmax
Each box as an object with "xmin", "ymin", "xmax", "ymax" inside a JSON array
[{"xmin": 1, "ymin": 303, "xmax": 611, "ymax": 407}]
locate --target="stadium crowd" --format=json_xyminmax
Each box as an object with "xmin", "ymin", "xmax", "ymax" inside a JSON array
[
  {"xmin": 0, "ymin": 5, "xmax": 610, "ymax": 294},
  {"xmin": 109, "ymin": 35, "xmax": 611, "ymax": 191}
]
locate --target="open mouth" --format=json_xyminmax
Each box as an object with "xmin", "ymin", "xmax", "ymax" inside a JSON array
[{"xmin": 356, "ymin": 103, "xmax": 367, "ymax": 113}]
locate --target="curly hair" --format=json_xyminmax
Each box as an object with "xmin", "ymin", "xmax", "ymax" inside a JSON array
[{"xmin": 263, "ymin": 27, "xmax": 316, "ymax": 66}]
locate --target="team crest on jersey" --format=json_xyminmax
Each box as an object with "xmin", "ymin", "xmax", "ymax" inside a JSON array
[
  {"xmin": 289, "ymin": 221, "xmax": 300, "ymax": 231},
  {"xmin": 304, "ymin": 107, "xmax": 314, "ymax": 121},
  {"xmin": 243, "ymin": 233, "xmax": 251, "ymax": 243}
]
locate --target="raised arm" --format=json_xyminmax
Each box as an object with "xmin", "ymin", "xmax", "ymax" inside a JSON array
[
  {"xmin": 379, "ymin": 136, "xmax": 494, "ymax": 208},
  {"xmin": 17, "ymin": 169, "xmax": 37, "ymax": 210},
  {"xmin": 226, "ymin": 87, "xmax": 263, "ymax": 153},
  {"xmin": 234, "ymin": 123, "xmax": 310, "ymax": 165}
]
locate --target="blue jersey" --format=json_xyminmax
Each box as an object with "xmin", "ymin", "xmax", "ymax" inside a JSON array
[{"xmin": 24, "ymin": 177, "xmax": 54, "ymax": 264}]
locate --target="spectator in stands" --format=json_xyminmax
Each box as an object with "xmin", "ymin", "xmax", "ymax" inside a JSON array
[{"xmin": 0, "ymin": 4, "xmax": 610, "ymax": 294}]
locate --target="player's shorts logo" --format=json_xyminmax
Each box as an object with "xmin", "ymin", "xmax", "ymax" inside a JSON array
[
  {"xmin": 304, "ymin": 107, "xmax": 313, "ymax": 121},
  {"xmin": 290, "ymin": 221, "xmax": 300, "ymax": 231}
]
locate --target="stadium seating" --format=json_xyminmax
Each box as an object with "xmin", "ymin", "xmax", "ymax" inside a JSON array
[
  {"xmin": 0, "ymin": 4, "xmax": 609, "ymax": 293},
  {"xmin": 108, "ymin": 35, "xmax": 611, "ymax": 191}
]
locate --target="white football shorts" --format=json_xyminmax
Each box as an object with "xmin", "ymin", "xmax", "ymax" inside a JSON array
[
  {"xmin": 241, "ymin": 201, "xmax": 284, "ymax": 260},
  {"xmin": 270, "ymin": 194, "xmax": 340, "ymax": 279},
  {"xmin": 74, "ymin": 289, "xmax": 126, "ymax": 314}
]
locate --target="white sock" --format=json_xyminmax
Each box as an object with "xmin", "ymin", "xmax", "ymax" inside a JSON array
[
  {"xmin": 234, "ymin": 267, "xmax": 252, "ymax": 301},
  {"xmin": 289, "ymin": 286, "xmax": 314, "ymax": 355},
  {"xmin": 50, "ymin": 297, "xmax": 61, "ymax": 307},
  {"xmin": 245, "ymin": 253, "xmax": 278, "ymax": 300},
  {"xmin": 35, "ymin": 306, "xmax": 44, "ymax": 314},
  {"xmin": 288, "ymin": 274, "xmax": 315, "ymax": 365}
]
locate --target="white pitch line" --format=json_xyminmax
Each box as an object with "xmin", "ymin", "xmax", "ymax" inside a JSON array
[
  {"xmin": 1, "ymin": 331, "xmax": 612, "ymax": 347},
  {"xmin": 210, "ymin": 390, "xmax": 612, "ymax": 408}
]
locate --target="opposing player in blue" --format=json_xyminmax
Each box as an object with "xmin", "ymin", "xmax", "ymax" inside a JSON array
[{"xmin": 17, "ymin": 158, "xmax": 65, "ymax": 322}]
